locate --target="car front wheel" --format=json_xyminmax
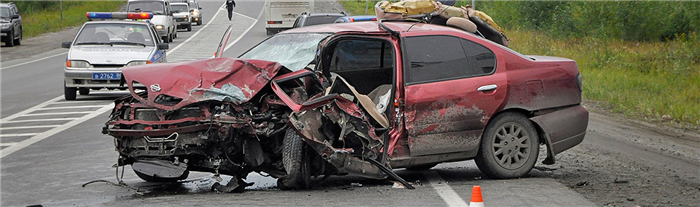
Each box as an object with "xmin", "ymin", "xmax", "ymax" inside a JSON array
[
  {"xmin": 13, "ymin": 28, "xmax": 21, "ymax": 45},
  {"xmin": 278, "ymin": 129, "xmax": 311, "ymax": 190},
  {"xmin": 5, "ymin": 30, "xmax": 14, "ymax": 47},
  {"xmin": 64, "ymin": 82, "xmax": 77, "ymax": 100},
  {"xmin": 475, "ymin": 112, "xmax": 539, "ymax": 179}
]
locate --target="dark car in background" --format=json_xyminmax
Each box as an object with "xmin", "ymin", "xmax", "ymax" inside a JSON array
[
  {"xmin": 1, "ymin": 2, "xmax": 22, "ymax": 47},
  {"xmin": 292, "ymin": 12, "xmax": 345, "ymax": 28}
]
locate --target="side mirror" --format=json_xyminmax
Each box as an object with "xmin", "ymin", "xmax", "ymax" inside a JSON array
[
  {"xmin": 61, "ymin": 41, "xmax": 72, "ymax": 48},
  {"xmin": 189, "ymin": 9, "xmax": 194, "ymax": 12},
  {"xmin": 199, "ymin": 7, "xmax": 202, "ymax": 10},
  {"xmin": 157, "ymin": 43, "xmax": 169, "ymax": 50},
  {"xmin": 12, "ymin": 14, "xmax": 19, "ymax": 19}
]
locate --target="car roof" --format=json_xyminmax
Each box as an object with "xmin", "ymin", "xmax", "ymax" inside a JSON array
[
  {"xmin": 171, "ymin": 2, "xmax": 188, "ymax": 5},
  {"xmin": 281, "ymin": 21, "xmax": 465, "ymax": 35},
  {"xmin": 306, "ymin": 13, "xmax": 346, "ymax": 17}
]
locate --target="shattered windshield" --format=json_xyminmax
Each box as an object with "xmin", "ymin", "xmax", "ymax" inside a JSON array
[{"xmin": 239, "ymin": 33, "xmax": 330, "ymax": 71}]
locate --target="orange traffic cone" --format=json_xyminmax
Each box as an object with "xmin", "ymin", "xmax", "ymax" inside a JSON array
[{"xmin": 469, "ymin": 185, "xmax": 484, "ymax": 207}]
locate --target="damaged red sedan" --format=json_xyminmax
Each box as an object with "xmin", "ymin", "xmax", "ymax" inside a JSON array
[{"xmin": 103, "ymin": 20, "xmax": 588, "ymax": 191}]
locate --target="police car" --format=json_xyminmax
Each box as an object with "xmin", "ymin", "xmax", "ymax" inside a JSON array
[{"xmin": 61, "ymin": 12, "xmax": 168, "ymax": 100}]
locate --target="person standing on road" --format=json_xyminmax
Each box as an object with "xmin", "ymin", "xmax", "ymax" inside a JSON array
[{"xmin": 226, "ymin": 0, "xmax": 236, "ymax": 21}]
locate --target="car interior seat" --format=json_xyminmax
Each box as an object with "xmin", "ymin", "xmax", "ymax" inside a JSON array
[
  {"xmin": 367, "ymin": 84, "xmax": 392, "ymax": 115},
  {"xmin": 94, "ymin": 32, "xmax": 110, "ymax": 42},
  {"xmin": 127, "ymin": 32, "xmax": 145, "ymax": 44}
]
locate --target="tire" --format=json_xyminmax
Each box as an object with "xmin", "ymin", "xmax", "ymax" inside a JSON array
[
  {"xmin": 5, "ymin": 30, "xmax": 14, "ymax": 47},
  {"xmin": 134, "ymin": 169, "xmax": 189, "ymax": 182},
  {"xmin": 198, "ymin": 18, "xmax": 203, "ymax": 25},
  {"xmin": 64, "ymin": 82, "xmax": 77, "ymax": 100},
  {"xmin": 162, "ymin": 36, "xmax": 169, "ymax": 43},
  {"xmin": 187, "ymin": 24, "xmax": 192, "ymax": 31},
  {"xmin": 475, "ymin": 112, "xmax": 539, "ymax": 179},
  {"xmin": 278, "ymin": 129, "xmax": 311, "ymax": 190},
  {"xmin": 405, "ymin": 163, "xmax": 438, "ymax": 171},
  {"xmin": 13, "ymin": 28, "xmax": 21, "ymax": 45},
  {"xmin": 79, "ymin": 88, "xmax": 90, "ymax": 95}
]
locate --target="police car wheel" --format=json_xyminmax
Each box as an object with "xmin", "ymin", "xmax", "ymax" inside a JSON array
[
  {"xmin": 64, "ymin": 84, "xmax": 77, "ymax": 101},
  {"xmin": 79, "ymin": 88, "xmax": 89, "ymax": 95}
]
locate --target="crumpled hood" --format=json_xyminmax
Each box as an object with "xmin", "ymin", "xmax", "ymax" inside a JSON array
[
  {"xmin": 122, "ymin": 57, "xmax": 284, "ymax": 110},
  {"xmin": 69, "ymin": 46, "xmax": 154, "ymax": 64}
]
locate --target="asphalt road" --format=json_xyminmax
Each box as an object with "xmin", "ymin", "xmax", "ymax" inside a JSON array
[{"xmin": 2, "ymin": 1, "xmax": 698, "ymax": 207}]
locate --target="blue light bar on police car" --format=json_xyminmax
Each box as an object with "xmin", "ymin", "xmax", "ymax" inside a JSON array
[{"xmin": 86, "ymin": 12, "xmax": 153, "ymax": 20}]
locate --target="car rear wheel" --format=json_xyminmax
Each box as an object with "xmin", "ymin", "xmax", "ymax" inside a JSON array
[
  {"xmin": 64, "ymin": 82, "xmax": 77, "ymax": 100},
  {"xmin": 475, "ymin": 112, "xmax": 539, "ymax": 179},
  {"xmin": 13, "ymin": 28, "xmax": 21, "ymax": 45},
  {"xmin": 278, "ymin": 129, "xmax": 311, "ymax": 190},
  {"xmin": 5, "ymin": 31, "xmax": 14, "ymax": 47},
  {"xmin": 79, "ymin": 88, "xmax": 89, "ymax": 95}
]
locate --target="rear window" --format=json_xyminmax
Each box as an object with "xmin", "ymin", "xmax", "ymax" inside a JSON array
[
  {"xmin": 305, "ymin": 15, "xmax": 342, "ymax": 26},
  {"xmin": 171, "ymin": 5, "xmax": 188, "ymax": 13},
  {"xmin": 127, "ymin": 1, "xmax": 165, "ymax": 14}
]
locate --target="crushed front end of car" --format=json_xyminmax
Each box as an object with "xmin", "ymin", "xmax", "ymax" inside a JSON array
[{"xmin": 103, "ymin": 58, "xmax": 292, "ymax": 192}]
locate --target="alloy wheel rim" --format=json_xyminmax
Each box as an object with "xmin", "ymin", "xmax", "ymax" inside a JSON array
[{"xmin": 491, "ymin": 122, "xmax": 531, "ymax": 169}]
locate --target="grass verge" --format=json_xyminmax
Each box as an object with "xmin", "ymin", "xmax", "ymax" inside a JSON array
[{"xmin": 16, "ymin": 0, "xmax": 125, "ymax": 38}]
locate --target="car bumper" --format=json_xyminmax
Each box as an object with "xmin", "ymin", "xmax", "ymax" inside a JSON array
[
  {"xmin": 65, "ymin": 68, "xmax": 143, "ymax": 88},
  {"xmin": 156, "ymin": 29, "xmax": 168, "ymax": 37}
]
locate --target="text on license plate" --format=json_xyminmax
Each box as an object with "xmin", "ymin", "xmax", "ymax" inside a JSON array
[{"xmin": 92, "ymin": 72, "xmax": 122, "ymax": 80}]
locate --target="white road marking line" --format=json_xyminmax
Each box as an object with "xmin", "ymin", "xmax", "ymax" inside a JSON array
[
  {"xmin": 35, "ymin": 105, "xmax": 104, "ymax": 110},
  {"xmin": 1, "ymin": 103, "xmax": 114, "ymax": 158},
  {"xmin": 168, "ymin": 2, "xmax": 227, "ymax": 54},
  {"xmin": 21, "ymin": 111, "xmax": 91, "ymax": 117},
  {"xmin": 0, "ymin": 133, "xmax": 39, "ymax": 137},
  {"xmin": 0, "ymin": 96, "xmax": 64, "ymax": 123},
  {"xmin": 423, "ymin": 171, "xmax": 469, "ymax": 207},
  {"xmin": 0, "ymin": 52, "xmax": 68, "ymax": 71},
  {"xmin": 1, "ymin": 118, "xmax": 78, "ymax": 124},
  {"xmin": 0, "ymin": 125, "xmax": 62, "ymax": 130},
  {"xmin": 50, "ymin": 101, "xmax": 111, "ymax": 105},
  {"xmin": 0, "ymin": 142, "xmax": 18, "ymax": 147},
  {"xmin": 224, "ymin": 10, "xmax": 261, "ymax": 52}
]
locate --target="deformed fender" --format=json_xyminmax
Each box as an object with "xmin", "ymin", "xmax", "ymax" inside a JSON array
[{"xmin": 529, "ymin": 105, "xmax": 589, "ymax": 164}]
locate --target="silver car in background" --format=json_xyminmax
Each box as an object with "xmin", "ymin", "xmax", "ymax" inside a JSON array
[{"xmin": 171, "ymin": 2, "xmax": 192, "ymax": 31}]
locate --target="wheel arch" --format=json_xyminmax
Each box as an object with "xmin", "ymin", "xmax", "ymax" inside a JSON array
[{"xmin": 486, "ymin": 108, "xmax": 555, "ymax": 164}]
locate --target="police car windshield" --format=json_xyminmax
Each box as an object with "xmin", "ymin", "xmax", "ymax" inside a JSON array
[
  {"xmin": 239, "ymin": 33, "xmax": 331, "ymax": 71},
  {"xmin": 171, "ymin": 5, "xmax": 188, "ymax": 13},
  {"xmin": 128, "ymin": 1, "xmax": 165, "ymax": 14},
  {"xmin": 0, "ymin": 7, "xmax": 10, "ymax": 18},
  {"xmin": 75, "ymin": 24, "xmax": 155, "ymax": 47}
]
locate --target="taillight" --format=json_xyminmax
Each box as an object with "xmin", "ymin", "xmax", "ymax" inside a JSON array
[
  {"xmin": 576, "ymin": 73, "xmax": 583, "ymax": 92},
  {"xmin": 66, "ymin": 60, "xmax": 71, "ymax": 67}
]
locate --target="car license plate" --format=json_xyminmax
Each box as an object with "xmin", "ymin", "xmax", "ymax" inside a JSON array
[{"xmin": 92, "ymin": 72, "xmax": 122, "ymax": 80}]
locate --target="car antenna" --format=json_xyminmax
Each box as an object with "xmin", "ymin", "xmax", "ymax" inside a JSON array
[{"xmin": 378, "ymin": 19, "xmax": 420, "ymax": 37}]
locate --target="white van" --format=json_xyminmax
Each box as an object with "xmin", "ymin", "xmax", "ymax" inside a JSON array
[
  {"xmin": 264, "ymin": 0, "xmax": 314, "ymax": 35},
  {"xmin": 127, "ymin": 0, "xmax": 177, "ymax": 43}
]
